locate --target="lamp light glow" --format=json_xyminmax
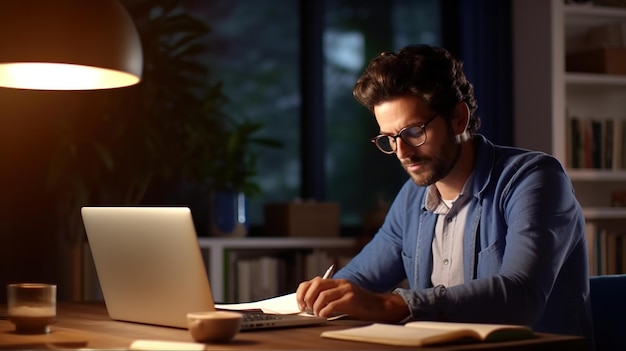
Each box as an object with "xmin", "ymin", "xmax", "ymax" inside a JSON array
[
  {"xmin": 0, "ymin": 0, "xmax": 143, "ymax": 90},
  {"xmin": 0, "ymin": 63, "xmax": 141, "ymax": 91}
]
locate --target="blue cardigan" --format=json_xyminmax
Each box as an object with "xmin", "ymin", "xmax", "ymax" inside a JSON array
[{"xmin": 335, "ymin": 135, "xmax": 594, "ymax": 346}]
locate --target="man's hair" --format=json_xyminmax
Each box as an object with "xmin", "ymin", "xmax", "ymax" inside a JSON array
[{"xmin": 353, "ymin": 45, "xmax": 480, "ymax": 135}]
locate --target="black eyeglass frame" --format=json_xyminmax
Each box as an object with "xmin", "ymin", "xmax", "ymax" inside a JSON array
[{"xmin": 370, "ymin": 113, "xmax": 440, "ymax": 154}]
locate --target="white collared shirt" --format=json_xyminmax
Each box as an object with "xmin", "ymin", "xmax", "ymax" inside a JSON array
[{"xmin": 425, "ymin": 181, "xmax": 471, "ymax": 287}]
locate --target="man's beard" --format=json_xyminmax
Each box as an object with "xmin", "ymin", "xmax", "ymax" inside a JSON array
[{"xmin": 402, "ymin": 139, "xmax": 462, "ymax": 187}]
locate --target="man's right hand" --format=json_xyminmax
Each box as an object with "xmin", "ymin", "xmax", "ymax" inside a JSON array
[{"xmin": 295, "ymin": 276, "xmax": 410, "ymax": 323}]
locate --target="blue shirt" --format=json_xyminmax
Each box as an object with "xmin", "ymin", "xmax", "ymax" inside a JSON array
[{"xmin": 335, "ymin": 135, "xmax": 594, "ymax": 346}]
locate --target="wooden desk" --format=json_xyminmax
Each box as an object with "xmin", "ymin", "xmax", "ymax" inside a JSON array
[{"xmin": 0, "ymin": 302, "xmax": 588, "ymax": 350}]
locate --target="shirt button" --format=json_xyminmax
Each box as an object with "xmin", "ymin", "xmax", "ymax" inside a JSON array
[
  {"xmin": 446, "ymin": 217, "xmax": 453, "ymax": 223},
  {"xmin": 443, "ymin": 259, "xmax": 449, "ymax": 265}
]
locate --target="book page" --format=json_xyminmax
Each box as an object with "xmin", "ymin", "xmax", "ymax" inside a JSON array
[
  {"xmin": 321, "ymin": 323, "xmax": 480, "ymax": 347},
  {"xmin": 405, "ymin": 321, "xmax": 534, "ymax": 341}
]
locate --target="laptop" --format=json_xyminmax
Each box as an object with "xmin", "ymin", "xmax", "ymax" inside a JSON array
[{"xmin": 81, "ymin": 206, "xmax": 326, "ymax": 330}]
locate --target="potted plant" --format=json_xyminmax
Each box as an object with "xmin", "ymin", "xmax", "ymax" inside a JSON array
[{"xmin": 187, "ymin": 117, "xmax": 281, "ymax": 236}]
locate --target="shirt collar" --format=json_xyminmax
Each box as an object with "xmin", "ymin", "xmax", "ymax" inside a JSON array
[{"xmin": 424, "ymin": 172, "xmax": 474, "ymax": 215}]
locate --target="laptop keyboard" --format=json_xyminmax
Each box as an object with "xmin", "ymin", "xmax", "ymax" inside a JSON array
[{"xmin": 242, "ymin": 312, "xmax": 285, "ymax": 322}]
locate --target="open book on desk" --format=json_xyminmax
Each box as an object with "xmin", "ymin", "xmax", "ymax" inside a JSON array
[{"xmin": 321, "ymin": 321, "xmax": 535, "ymax": 347}]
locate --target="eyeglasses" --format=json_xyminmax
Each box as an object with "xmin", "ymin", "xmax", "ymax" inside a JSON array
[{"xmin": 370, "ymin": 114, "xmax": 440, "ymax": 154}]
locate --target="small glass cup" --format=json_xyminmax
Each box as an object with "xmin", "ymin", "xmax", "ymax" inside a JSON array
[{"xmin": 7, "ymin": 283, "xmax": 57, "ymax": 334}]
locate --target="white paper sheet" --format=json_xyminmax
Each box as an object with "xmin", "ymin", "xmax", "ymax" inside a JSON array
[{"xmin": 215, "ymin": 292, "xmax": 301, "ymax": 314}]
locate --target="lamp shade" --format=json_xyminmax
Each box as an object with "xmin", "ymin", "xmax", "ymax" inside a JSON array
[{"xmin": 0, "ymin": 0, "xmax": 143, "ymax": 90}]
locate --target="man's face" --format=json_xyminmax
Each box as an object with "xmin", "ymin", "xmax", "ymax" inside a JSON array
[{"xmin": 373, "ymin": 96, "xmax": 460, "ymax": 186}]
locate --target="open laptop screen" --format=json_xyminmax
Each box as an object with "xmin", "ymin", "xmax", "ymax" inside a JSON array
[{"xmin": 82, "ymin": 206, "xmax": 215, "ymax": 328}]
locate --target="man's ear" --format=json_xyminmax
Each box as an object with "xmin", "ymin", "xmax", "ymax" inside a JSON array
[{"xmin": 452, "ymin": 101, "xmax": 470, "ymax": 135}]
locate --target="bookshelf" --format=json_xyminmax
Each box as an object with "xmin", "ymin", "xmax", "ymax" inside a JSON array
[
  {"xmin": 512, "ymin": 0, "xmax": 626, "ymax": 274},
  {"xmin": 197, "ymin": 237, "xmax": 356, "ymax": 302}
]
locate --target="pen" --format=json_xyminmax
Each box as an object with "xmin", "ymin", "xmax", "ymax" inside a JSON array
[{"xmin": 322, "ymin": 263, "xmax": 335, "ymax": 279}]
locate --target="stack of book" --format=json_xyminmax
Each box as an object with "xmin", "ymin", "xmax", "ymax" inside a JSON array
[{"xmin": 567, "ymin": 117, "xmax": 625, "ymax": 169}]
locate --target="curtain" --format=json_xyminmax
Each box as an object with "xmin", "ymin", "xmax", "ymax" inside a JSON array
[{"xmin": 442, "ymin": 0, "xmax": 513, "ymax": 146}]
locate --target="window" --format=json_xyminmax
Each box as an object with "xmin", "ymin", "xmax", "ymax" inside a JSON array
[
  {"xmin": 324, "ymin": 0, "xmax": 441, "ymax": 230},
  {"xmin": 184, "ymin": 0, "xmax": 441, "ymax": 235}
]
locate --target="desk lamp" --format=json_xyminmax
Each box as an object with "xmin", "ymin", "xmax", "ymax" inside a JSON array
[{"xmin": 0, "ymin": 0, "xmax": 143, "ymax": 90}]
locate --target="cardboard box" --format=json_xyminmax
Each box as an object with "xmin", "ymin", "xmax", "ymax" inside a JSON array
[
  {"xmin": 264, "ymin": 202, "xmax": 340, "ymax": 237},
  {"xmin": 566, "ymin": 48, "xmax": 626, "ymax": 75}
]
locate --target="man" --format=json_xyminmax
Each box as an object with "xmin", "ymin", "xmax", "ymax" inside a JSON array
[{"xmin": 296, "ymin": 45, "xmax": 593, "ymax": 345}]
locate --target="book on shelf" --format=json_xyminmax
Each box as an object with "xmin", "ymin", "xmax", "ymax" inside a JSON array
[
  {"xmin": 320, "ymin": 321, "xmax": 535, "ymax": 347},
  {"xmin": 603, "ymin": 118, "xmax": 614, "ymax": 169},
  {"xmin": 584, "ymin": 118, "xmax": 593, "ymax": 168},
  {"xmin": 601, "ymin": 230, "xmax": 626, "ymax": 275},
  {"xmin": 567, "ymin": 116, "xmax": 625, "ymax": 170},
  {"xmin": 305, "ymin": 249, "xmax": 331, "ymax": 281},
  {"xmin": 613, "ymin": 119, "xmax": 626, "ymax": 169},
  {"xmin": 236, "ymin": 258, "xmax": 253, "ymax": 303},
  {"xmin": 234, "ymin": 255, "xmax": 285, "ymax": 302},
  {"xmin": 586, "ymin": 221, "xmax": 626, "ymax": 275},
  {"xmin": 568, "ymin": 116, "xmax": 583, "ymax": 169},
  {"xmin": 586, "ymin": 221, "xmax": 598, "ymax": 275},
  {"xmin": 225, "ymin": 248, "xmax": 352, "ymax": 303},
  {"xmin": 591, "ymin": 119, "xmax": 602, "ymax": 169},
  {"xmin": 612, "ymin": 117, "xmax": 623, "ymax": 170}
]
